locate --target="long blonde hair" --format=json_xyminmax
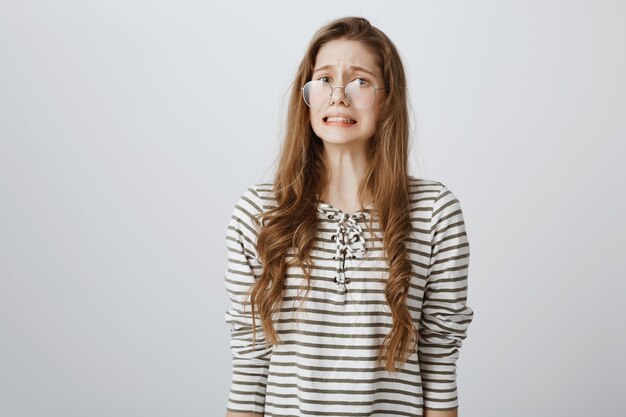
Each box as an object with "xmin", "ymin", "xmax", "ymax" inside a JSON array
[{"xmin": 250, "ymin": 16, "xmax": 417, "ymax": 372}]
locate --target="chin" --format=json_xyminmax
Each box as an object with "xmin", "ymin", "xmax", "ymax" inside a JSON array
[
  {"xmin": 314, "ymin": 128, "xmax": 370, "ymax": 144},
  {"xmin": 319, "ymin": 135, "xmax": 368, "ymax": 146}
]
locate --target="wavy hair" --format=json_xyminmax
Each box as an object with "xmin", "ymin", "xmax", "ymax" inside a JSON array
[{"xmin": 249, "ymin": 16, "xmax": 417, "ymax": 372}]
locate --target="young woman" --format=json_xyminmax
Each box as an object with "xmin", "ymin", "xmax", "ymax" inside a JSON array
[{"xmin": 224, "ymin": 16, "xmax": 474, "ymax": 417}]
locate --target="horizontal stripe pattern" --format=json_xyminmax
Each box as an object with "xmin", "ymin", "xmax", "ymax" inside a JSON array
[{"xmin": 224, "ymin": 177, "xmax": 473, "ymax": 416}]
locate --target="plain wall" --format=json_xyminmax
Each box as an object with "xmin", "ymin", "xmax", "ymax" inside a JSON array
[{"xmin": 1, "ymin": 1, "xmax": 624, "ymax": 416}]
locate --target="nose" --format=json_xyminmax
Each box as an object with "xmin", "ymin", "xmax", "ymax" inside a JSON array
[{"xmin": 329, "ymin": 85, "xmax": 349, "ymax": 107}]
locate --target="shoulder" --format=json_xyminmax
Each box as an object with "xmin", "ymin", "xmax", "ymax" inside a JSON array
[
  {"xmin": 230, "ymin": 181, "xmax": 277, "ymax": 224},
  {"xmin": 407, "ymin": 175, "xmax": 464, "ymax": 206},
  {"xmin": 242, "ymin": 181, "xmax": 276, "ymax": 211},
  {"xmin": 407, "ymin": 175, "xmax": 456, "ymax": 208},
  {"xmin": 408, "ymin": 175, "xmax": 444, "ymax": 198},
  {"xmin": 226, "ymin": 182, "xmax": 276, "ymax": 252},
  {"xmin": 407, "ymin": 176, "xmax": 467, "ymax": 233}
]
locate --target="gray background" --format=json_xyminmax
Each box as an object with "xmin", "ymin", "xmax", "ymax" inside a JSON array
[{"xmin": 1, "ymin": 1, "xmax": 624, "ymax": 416}]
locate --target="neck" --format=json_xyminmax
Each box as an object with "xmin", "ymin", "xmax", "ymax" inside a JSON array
[{"xmin": 320, "ymin": 144, "xmax": 373, "ymax": 211}]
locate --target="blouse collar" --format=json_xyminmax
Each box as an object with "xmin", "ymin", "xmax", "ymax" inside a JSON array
[{"xmin": 315, "ymin": 193, "xmax": 374, "ymax": 221}]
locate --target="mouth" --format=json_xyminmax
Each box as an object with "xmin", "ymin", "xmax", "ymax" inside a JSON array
[{"xmin": 323, "ymin": 116, "xmax": 357, "ymax": 125}]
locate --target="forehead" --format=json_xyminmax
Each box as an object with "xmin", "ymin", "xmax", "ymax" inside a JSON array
[{"xmin": 313, "ymin": 39, "xmax": 382, "ymax": 78}]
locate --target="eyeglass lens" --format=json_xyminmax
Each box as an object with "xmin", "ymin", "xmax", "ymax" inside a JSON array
[{"xmin": 303, "ymin": 80, "xmax": 376, "ymax": 109}]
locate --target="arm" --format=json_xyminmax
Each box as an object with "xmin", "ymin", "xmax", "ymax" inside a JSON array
[
  {"xmin": 424, "ymin": 409, "xmax": 458, "ymax": 417},
  {"xmin": 419, "ymin": 185, "xmax": 474, "ymax": 412},
  {"xmin": 224, "ymin": 187, "xmax": 272, "ymax": 416}
]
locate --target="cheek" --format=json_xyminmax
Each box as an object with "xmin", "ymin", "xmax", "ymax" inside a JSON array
[
  {"xmin": 309, "ymin": 110, "xmax": 320, "ymax": 128},
  {"xmin": 363, "ymin": 109, "xmax": 381, "ymax": 129},
  {"xmin": 368, "ymin": 102, "xmax": 384, "ymax": 128},
  {"xmin": 310, "ymin": 108, "xmax": 323, "ymax": 122},
  {"xmin": 309, "ymin": 111, "xmax": 326, "ymax": 137}
]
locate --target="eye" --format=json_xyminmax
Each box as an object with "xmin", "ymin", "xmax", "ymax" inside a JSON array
[
  {"xmin": 354, "ymin": 77, "xmax": 371, "ymax": 87},
  {"xmin": 318, "ymin": 76, "xmax": 331, "ymax": 83}
]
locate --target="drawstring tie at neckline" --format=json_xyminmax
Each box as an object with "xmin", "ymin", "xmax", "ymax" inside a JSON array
[{"xmin": 317, "ymin": 199, "xmax": 369, "ymax": 290}]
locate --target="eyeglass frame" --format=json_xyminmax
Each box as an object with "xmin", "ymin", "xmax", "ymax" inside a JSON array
[{"xmin": 300, "ymin": 79, "xmax": 387, "ymax": 109}]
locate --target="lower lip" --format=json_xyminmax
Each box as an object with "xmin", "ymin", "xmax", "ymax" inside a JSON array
[{"xmin": 323, "ymin": 119, "xmax": 357, "ymax": 127}]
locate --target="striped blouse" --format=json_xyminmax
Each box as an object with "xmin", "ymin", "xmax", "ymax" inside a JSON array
[{"xmin": 224, "ymin": 177, "xmax": 474, "ymax": 416}]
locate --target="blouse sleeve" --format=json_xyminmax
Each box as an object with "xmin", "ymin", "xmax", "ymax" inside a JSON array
[
  {"xmin": 224, "ymin": 186, "xmax": 272, "ymax": 414},
  {"xmin": 418, "ymin": 184, "xmax": 474, "ymax": 410}
]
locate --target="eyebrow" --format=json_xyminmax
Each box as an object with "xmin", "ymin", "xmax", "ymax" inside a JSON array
[{"xmin": 312, "ymin": 64, "xmax": 378, "ymax": 78}]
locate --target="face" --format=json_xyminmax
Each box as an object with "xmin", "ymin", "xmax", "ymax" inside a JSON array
[{"xmin": 308, "ymin": 38, "xmax": 386, "ymax": 147}]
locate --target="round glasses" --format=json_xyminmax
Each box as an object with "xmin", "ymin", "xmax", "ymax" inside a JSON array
[{"xmin": 301, "ymin": 79, "xmax": 386, "ymax": 109}]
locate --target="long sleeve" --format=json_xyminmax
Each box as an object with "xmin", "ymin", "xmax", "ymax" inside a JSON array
[
  {"xmin": 418, "ymin": 184, "xmax": 474, "ymax": 410},
  {"xmin": 224, "ymin": 186, "xmax": 272, "ymax": 414}
]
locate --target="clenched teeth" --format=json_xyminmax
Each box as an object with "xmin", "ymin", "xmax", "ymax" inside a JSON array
[{"xmin": 326, "ymin": 117, "xmax": 356, "ymax": 124}]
